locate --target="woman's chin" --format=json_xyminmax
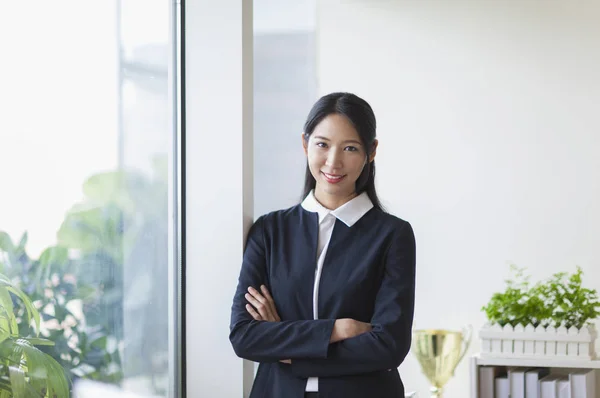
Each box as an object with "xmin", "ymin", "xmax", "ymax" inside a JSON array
[{"xmin": 317, "ymin": 183, "xmax": 353, "ymax": 197}]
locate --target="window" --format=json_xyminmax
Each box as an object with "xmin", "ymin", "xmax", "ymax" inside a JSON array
[{"xmin": 0, "ymin": 1, "xmax": 180, "ymax": 396}]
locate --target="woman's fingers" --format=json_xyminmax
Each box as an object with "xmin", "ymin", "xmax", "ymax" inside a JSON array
[
  {"xmin": 246, "ymin": 289, "xmax": 277, "ymax": 321},
  {"xmin": 246, "ymin": 286, "xmax": 280, "ymax": 321},
  {"xmin": 260, "ymin": 285, "xmax": 281, "ymax": 321},
  {"xmin": 248, "ymin": 286, "xmax": 267, "ymax": 304},
  {"xmin": 260, "ymin": 285, "xmax": 274, "ymax": 302},
  {"xmin": 246, "ymin": 304, "xmax": 262, "ymax": 320},
  {"xmin": 245, "ymin": 292, "xmax": 270, "ymax": 319}
]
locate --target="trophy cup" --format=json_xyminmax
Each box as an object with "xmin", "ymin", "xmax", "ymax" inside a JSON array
[{"xmin": 411, "ymin": 326, "xmax": 472, "ymax": 398}]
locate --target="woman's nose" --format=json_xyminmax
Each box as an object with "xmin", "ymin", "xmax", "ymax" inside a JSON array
[{"xmin": 325, "ymin": 149, "xmax": 342, "ymax": 168}]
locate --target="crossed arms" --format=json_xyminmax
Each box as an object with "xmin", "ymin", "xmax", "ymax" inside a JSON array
[{"xmin": 228, "ymin": 216, "xmax": 416, "ymax": 378}]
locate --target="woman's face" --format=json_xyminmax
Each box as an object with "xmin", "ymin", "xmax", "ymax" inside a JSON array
[{"xmin": 303, "ymin": 113, "xmax": 377, "ymax": 204}]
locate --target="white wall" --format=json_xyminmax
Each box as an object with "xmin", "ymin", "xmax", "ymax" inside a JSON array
[
  {"xmin": 317, "ymin": 1, "xmax": 600, "ymax": 396},
  {"xmin": 185, "ymin": 1, "xmax": 255, "ymax": 396},
  {"xmin": 254, "ymin": 0, "xmax": 315, "ymax": 34}
]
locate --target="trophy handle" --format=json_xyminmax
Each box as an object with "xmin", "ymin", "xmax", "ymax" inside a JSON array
[{"xmin": 457, "ymin": 324, "xmax": 473, "ymax": 365}]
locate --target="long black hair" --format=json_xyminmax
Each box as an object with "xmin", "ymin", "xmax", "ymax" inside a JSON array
[{"xmin": 301, "ymin": 92, "xmax": 384, "ymax": 211}]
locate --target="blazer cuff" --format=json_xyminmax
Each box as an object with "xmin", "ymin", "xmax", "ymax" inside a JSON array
[{"xmin": 312, "ymin": 318, "xmax": 336, "ymax": 358}]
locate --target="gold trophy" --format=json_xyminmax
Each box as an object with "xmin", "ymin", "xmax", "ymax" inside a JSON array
[{"xmin": 411, "ymin": 327, "xmax": 472, "ymax": 398}]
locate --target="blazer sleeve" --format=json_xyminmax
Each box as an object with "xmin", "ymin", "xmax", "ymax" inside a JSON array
[
  {"xmin": 289, "ymin": 220, "xmax": 416, "ymax": 377},
  {"xmin": 229, "ymin": 215, "xmax": 336, "ymax": 363}
]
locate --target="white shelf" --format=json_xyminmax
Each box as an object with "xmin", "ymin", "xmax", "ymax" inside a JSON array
[{"xmin": 474, "ymin": 354, "xmax": 600, "ymax": 369}]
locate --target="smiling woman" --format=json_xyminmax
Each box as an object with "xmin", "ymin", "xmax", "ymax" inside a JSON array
[
  {"xmin": 301, "ymin": 93, "xmax": 381, "ymax": 211},
  {"xmin": 229, "ymin": 92, "xmax": 417, "ymax": 398}
]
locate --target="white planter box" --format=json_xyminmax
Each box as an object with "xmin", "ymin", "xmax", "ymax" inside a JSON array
[{"xmin": 479, "ymin": 323, "xmax": 597, "ymax": 360}]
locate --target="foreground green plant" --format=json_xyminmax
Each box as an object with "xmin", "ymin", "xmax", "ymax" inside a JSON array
[
  {"xmin": 0, "ymin": 273, "xmax": 69, "ymax": 397},
  {"xmin": 0, "ymin": 231, "xmax": 122, "ymax": 387},
  {"xmin": 481, "ymin": 265, "xmax": 600, "ymax": 329}
]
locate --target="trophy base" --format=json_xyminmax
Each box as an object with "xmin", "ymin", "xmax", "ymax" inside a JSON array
[{"xmin": 430, "ymin": 386, "xmax": 443, "ymax": 398}]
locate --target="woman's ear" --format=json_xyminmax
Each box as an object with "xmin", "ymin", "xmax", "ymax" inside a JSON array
[
  {"xmin": 301, "ymin": 132, "xmax": 308, "ymax": 155},
  {"xmin": 369, "ymin": 139, "xmax": 378, "ymax": 163}
]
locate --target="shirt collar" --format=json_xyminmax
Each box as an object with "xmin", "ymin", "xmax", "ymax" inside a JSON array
[{"xmin": 301, "ymin": 190, "xmax": 374, "ymax": 227}]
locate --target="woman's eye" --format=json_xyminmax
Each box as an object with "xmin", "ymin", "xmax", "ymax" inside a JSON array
[
  {"xmin": 316, "ymin": 142, "xmax": 328, "ymax": 148},
  {"xmin": 345, "ymin": 146, "xmax": 358, "ymax": 152}
]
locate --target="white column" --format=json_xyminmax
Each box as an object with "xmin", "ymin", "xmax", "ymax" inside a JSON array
[{"xmin": 185, "ymin": 0, "xmax": 254, "ymax": 397}]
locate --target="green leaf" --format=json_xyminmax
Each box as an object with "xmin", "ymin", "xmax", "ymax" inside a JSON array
[
  {"xmin": 0, "ymin": 286, "xmax": 17, "ymax": 336},
  {"xmin": 19, "ymin": 339, "xmax": 70, "ymax": 398},
  {"xmin": 8, "ymin": 365, "xmax": 27, "ymax": 398},
  {"xmin": 0, "ymin": 337, "xmax": 70, "ymax": 397},
  {"xmin": 90, "ymin": 335, "xmax": 108, "ymax": 350},
  {"xmin": 75, "ymin": 284, "xmax": 98, "ymax": 301},
  {"xmin": 16, "ymin": 232, "xmax": 27, "ymax": 253},
  {"xmin": 38, "ymin": 246, "xmax": 68, "ymax": 269},
  {"xmin": 0, "ymin": 379, "xmax": 13, "ymax": 398},
  {"xmin": 82, "ymin": 172, "xmax": 128, "ymax": 204},
  {"xmin": 56, "ymin": 206, "xmax": 123, "ymax": 260},
  {"xmin": 0, "ymin": 273, "xmax": 41, "ymax": 338},
  {"xmin": 22, "ymin": 337, "xmax": 55, "ymax": 347},
  {"xmin": 0, "ymin": 232, "xmax": 14, "ymax": 253}
]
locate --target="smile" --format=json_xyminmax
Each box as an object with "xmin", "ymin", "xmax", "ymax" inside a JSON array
[{"xmin": 321, "ymin": 172, "xmax": 346, "ymax": 184}]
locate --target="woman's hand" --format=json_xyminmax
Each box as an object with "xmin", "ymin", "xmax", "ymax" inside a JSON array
[
  {"xmin": 245, "ymin": 285, "xmax": 281, "ymax": 322},
  {"xmin": 245, "ymin": 286, "xmax": 290, "ymax": 364},
  {"xmin": 330, "ymin": 318, "xmax": 373, "ymax": 343}
]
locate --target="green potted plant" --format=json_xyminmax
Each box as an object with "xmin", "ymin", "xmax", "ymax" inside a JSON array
[
  {"xmin": 479, "ymin": 265, "xmax": 600, "ymax": 360},
  {"xmin": 0, "ymin": 272, "xmax": 70, "ymax": 397},
  {"xmin": 481, "ymin": 265, "xmax": 600, "ymax": 329},
  {"xmin": 0, "ymin": 230, "xmax": 123, "ymax": 388}
]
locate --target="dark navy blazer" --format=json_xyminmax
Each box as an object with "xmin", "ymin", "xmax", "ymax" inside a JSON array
[{"xmin": 229, "ymin": 203, "xmax": 416, "ymax": 398}]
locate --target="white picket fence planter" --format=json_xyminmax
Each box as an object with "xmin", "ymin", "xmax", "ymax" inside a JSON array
[{"xmin": 479, "ymin": 323, "xmax": 597, "ymax": 360}]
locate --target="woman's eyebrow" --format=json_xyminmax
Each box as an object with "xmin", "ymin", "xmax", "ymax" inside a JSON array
[
  {"xmin": 313, "ymin": 136, "xmax": 362, "ymax": 146},
  {"xmin": 343, "ymin": 140, "xmax": 363, "ymax": 145}
]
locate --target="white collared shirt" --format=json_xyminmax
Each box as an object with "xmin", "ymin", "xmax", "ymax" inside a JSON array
[{"xmin": 300, "ymin": 190, "xmax": 374, "ymax": 392}]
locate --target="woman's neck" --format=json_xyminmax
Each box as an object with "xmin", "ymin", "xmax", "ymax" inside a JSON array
[{"xmin": 313, "ymin": 189, "xmax": 357, "ymax": 210}]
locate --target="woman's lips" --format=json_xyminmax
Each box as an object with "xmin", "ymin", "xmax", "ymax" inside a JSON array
[{"xmin": 322, "ymin": 172, "xmax": 346, "ymax": 184}]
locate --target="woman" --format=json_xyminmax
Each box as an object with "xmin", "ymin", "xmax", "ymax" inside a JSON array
[{"xmin": 229, "ymin": 92, "xmax": 416, "ymax": 398}]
